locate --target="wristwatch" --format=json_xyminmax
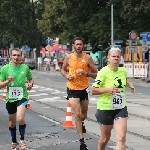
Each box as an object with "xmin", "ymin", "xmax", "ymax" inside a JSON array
[{"xmin": 86, "ymin": 72, "xmax": 89, "ymax": 77}]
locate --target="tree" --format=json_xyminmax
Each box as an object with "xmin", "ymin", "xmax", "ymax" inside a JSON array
[{"xmin": 0, "ymin": 0, "xmax": 45, "ymax": 57}]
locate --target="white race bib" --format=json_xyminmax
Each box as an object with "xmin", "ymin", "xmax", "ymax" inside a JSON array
[
  {"xmin": 9, "ymin": 87, "xmax": 23, "ymax": 99},
  {"xmin": 110, "ymin": 93, "xmax": 125, "ymax": 109},
  {"xmin": 86, "ymin": 87, "xmax": 91, "ymax": 99}
]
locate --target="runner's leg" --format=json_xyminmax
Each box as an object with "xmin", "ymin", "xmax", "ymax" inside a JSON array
[
  {"xmin": 17, "ymin": 100, "xmax": 27, "ymax": 149},
  {"xmin": 9, "ymin": 113, "xmax": 17, "ymax": 143},
  {"xmin": 80, "ymin": 100, "xmax": 89, "ymax": 121},
  {"xmin": 69, "ymin": 98, "xmax": 83, "ymax": 139},
  {"xmin": 7, "ymin": 102, "xmax": 19, "ymax": 149},
  {"xmin": 80, "ymin": 100, "xmax": 89, "ymax": 133},
  {"xmin": 98, "ymin": 125, "xmax": 113, "ymax": 150},
  {"xmin": 114, "ymin": 118, "xmax": 127, "ymax": 150}
]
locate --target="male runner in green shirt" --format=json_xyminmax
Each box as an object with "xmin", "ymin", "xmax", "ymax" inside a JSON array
[{"xmin": 0, "ymin": 48, "xmax": 34, "ymax": 150}]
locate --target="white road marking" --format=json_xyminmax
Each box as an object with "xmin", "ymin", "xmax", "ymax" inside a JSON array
[
  {"xmin": 29, "ymin": 93, "xmax": 48, "ymax": 96},
  {"xmin": 39, "ymin": 88, "xmax": 53, "ymax": 91},
  {"xmin": 128, "ymin": 104, "xmax": 140, "ymax": 107},
  {"xmin": 90, "ymin": 98, "xmax": 97, "ymax": 100},
  {"xmin": 51, "ymin": 90, "xmax": 61, "ymax": 94},
  {"xmin": 137, "ymin": 93, "xmax": 142, "ymax": 95},
  {"xmin": 28, "ymin": 90, "xmax": 37, "ymax": 92},
  {"xmin": 38, "ymin": 115, "xmax": 60, "ymax": 124},
  {"xmin": 43, "ymin": 107, "xmax": 50, "ymax": 108},
  {"xmin": 108, "ymin": 146, "xmax": 116, "ymax": 149},
  {"xmin": 36, "ymin": 97, "xmax": 62, "ymax": 101},
  {"xmin": 40, "ymin": 87, "xmax": 45, "ymax": 89},
  {"xmin": 32, "ymin": 86, "xmax": 39, "ymax": 89}
]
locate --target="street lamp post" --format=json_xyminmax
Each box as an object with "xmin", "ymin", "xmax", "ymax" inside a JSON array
[{"xmin": 111, "ymin": 4, "xmax": 114, "ymax": 47}]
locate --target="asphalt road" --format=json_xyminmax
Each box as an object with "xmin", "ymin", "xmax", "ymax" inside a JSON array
[
  {"xmin": 0, "ymin": 71, "xmax": 115, "ymax": 150},
  {"xmin": 32, "ymin": 71, "xmax": 150, "ymax": 95},
  {"xmin": 0, "ymin": 70, "xmax": 150, "ymax": 150}
]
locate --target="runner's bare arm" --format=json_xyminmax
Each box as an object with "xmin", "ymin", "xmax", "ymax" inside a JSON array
[
  {"xmin": 86, "ymin": 55, "xmax": 98, "ymax": 79},
  {"xmin": 61, "ymin": 54, "xmax": 70, "ymax": 77},
  {"xmin": 28, "ymin": 78, "xmax": 34, "ymax": 86},
  {"xmin": 0, "ymin": 80, "xmax": 10, "ymax": 89},
  {"xmin": 91, "ymin": 86, "xmax": 119, "ymax": 95},
  {"xmin": 126, "ymin": 79, "xmax": 135, "ymax": 93}
]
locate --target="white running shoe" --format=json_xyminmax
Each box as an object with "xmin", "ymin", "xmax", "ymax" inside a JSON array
[
  {"xmin": 20, "ymin": 140, "xmax": 27, "ymax": 150},
  {"xmin": 11, "ymin": 142, "xmax": 19, "ymax": 150}
]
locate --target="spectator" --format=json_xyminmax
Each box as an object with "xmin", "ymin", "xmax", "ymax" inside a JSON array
[
  {"xmin": 2, "ymin": 59, "xmax": 8, "ymax": 66},
  {"xmin": 44, "ymin": 56, "xmax": 51, "ymax": 72},
  {"xmin": 119, "ymin": 55, "xmax": 124, "ymax": 67},
  {"xmin": 53, "ymin": 57, "xmax": 57, "ymax": 71},
  {"xmin": 94, "ymin": 56, "xmax": 100, "ymax": 70}
]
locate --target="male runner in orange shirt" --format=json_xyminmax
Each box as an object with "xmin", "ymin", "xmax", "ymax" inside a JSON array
[{"xmin": 61, "ymin": 37, "xmax": 98, "ymax": 150}]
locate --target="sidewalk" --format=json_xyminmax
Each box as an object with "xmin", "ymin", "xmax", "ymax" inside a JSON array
[{"xmin": 128, "ymin": 78, "xmax": 150, "ymax": 87}]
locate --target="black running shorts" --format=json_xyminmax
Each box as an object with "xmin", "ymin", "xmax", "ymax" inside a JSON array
[
  {"xmin": 67, "ymin": 87, "xmax": 89, "ymax": 101},
  {"xmin": 95, "ymin": 106, "xmax": 128, "ymax": 125},
  {"xmin": 6, "ymin": 98, "xmax": 28, "ymax": 114}
]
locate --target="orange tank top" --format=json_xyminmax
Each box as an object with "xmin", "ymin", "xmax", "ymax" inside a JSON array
[{"xmin": 67, "ymin": 53, "xmax": 90, "ymax": 90}]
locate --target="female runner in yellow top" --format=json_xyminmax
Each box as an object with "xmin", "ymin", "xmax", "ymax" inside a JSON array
[{"xmin": 92, "ymin": 47, "xmax": 135, "ymax": 150}]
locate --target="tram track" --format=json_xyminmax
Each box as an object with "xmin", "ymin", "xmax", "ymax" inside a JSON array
[{"xmin": 30, "ymin": 81, "xmax": 150, "ymax": 145}]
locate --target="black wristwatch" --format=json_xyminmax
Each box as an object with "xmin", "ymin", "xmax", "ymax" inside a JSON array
[{"xmin": 86, "ymin": 72, "xmax": 89, "ymax": 77}]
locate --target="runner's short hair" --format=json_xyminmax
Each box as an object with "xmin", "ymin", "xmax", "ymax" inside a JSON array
[
  {"xmin": 72, "ymin": 37, "xmax": 84, "ymax": 44},
  {"xmin": 10, "ymin": 48, "xmax": 22, "ymax": 55}
]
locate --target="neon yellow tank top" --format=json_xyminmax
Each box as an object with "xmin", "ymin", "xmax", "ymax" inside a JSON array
[{"xmin": 92, "ymin": 66, "xmax": 127, "ymax": 110}]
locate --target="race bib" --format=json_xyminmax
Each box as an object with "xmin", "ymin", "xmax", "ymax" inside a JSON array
[
  {"xmin": 86, "ymin": 87, "xmax": 91, "ymax": 99},
  {"xmin": 110, "ymin": 93, "xmax": 125, "ymax": 109},
  {"xmin": 9, "ymin": 87, "xmax": 23, "ymax": 99}
]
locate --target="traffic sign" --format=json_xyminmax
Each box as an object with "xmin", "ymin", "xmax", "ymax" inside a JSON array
[
  {"xmin": 45, "ymin": 45, "xmax": 51, "ymax": 51},
  {"xmin": 114, "ymin": 45, "xmax": 122, "ymax": 50},
  {"xmin": 46, "ymin": 38, "xmax": 51, "ymax": 45},
  {"xmin": 142, "ymin": 42, "xmax": 148, "ymax": 48},
  {"xmin": 129, "ymin": 47, "xmax": 137, "ymax": 53},
  {"xmin": 55, "ymin": 50, "xmax": 59, "ymax": 54},
  {"xmin": 21, "ymin": 45, "xmax": 30, "ymax": 52},
  {"xmin": 129, "ymin": 40, "xmax": 137, "ymax": 47},
  {"xmin": 142, "ymin": 37, "xmax": 147, "ymax": 42},
  {"xmin": 129, "ymin": 31, "xmax": 138, "ymax": 41},
  {"xmin": 114, "ymin": 40, "xmax": 123, "ymax": 44},
  {"xmin": 145, "ymin": 33, "xmax": 150, "ymax": 42},
  {"xmin": 140, "ymin": 32, "xmax": 150, "ymax": 37},
  {"xmin": 142, "ymin": 48, "xmax": 148, "ymax": 53}
]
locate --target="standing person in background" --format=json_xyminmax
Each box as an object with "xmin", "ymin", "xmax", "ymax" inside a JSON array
[
  {"xmin": 44, "ymin": 56, "xmax": 51, "ymax": 72},
  {"xmin": 92, "ymin": 47, "xmax": 135, "ymax": 150},
  {"xmin": 94, "ymin": 56, "xmax": 100, "ymax": 70},
  {"xmin": 53, "ymin": 57, "xmax": 57, "ymax": 71},
  {"xmin": 2, "ymin": 59, "xmax": 7, "ymax": 66},
  {"xmin": 61, "ymin": 37, "xmax": 98, "ymax": 150},
  {"xmin": 20, "ymin": 57, "xmax": 25, "ymax": 64},
  {"xmin": 102, "ymin": 52, "xmax": 108, "ymax": 67},
  {"xmin": 0, "ymin": 48, "xmax": 34, "ymax": 150},
  {"xmin": 119, "ymin": 54, "xmax": 125, "ymax": 67}
]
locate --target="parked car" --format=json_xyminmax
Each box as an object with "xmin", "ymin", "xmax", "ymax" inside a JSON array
[
  {"xmin": 24, "ymin": 58, "xmax": 37, "ymax": 70},
  {"xmin": 0, "ymin": 57, "xmax": 8, "ymax": 65}
]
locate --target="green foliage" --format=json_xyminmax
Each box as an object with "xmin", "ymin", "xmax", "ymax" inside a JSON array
[
  {"xmin": 1, "ymin": 0, "xmax": 150, "ymax": 54},
  {"xmin": 0, "ymin": 0, "xmax": 44, "ymax": 56},
  {"xmin": 91, "ymin": 45, "xmax": 103, "ymax": 54}
]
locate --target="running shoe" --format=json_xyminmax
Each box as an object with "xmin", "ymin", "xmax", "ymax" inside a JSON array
[
  {"xmin": 11, "ymin": 142, "xmax": 19, "ymax": 150},
  {"xmin": 80, "ymin": 142, "xmax": 88, "ymax": 150},
  {"xmin": 20, "ymin": 140, "xmax": 27, "ymax": 150},
  {"xmin": 82, "ymin": 122, "xmax": 86, "ymax": 133}
]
